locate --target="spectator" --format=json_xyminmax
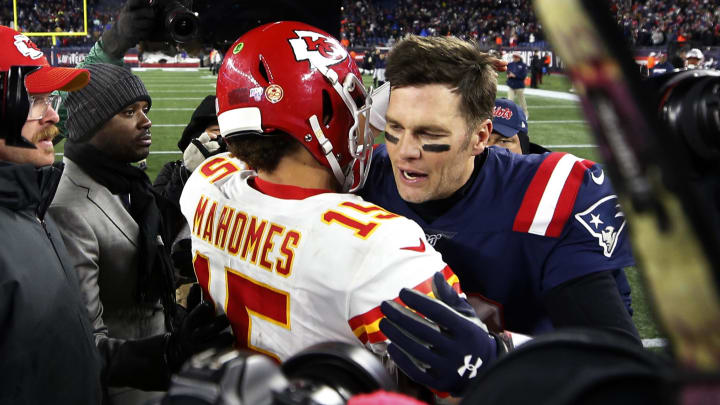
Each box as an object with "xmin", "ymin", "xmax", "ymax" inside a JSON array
[
  {"xmin": 0, "ymin": 25, "xmax": 102, "ymax": 405},
  {"xmin": 50, "ymin": 63, "xmax": 232, "ymax": 404},
  {"xmin": 530, "ymin": 50, "xmax": 543, "ymax": 88},
  {"xmin": 360, "ymin": 35, "xmax": 639, "ymax": 343},
  {"xmin": 650, "ymin": 52, "xmax": 674, "ymax": 76},
  {"xmin": 506, "ymin": 51, "xmax": 529, "ymax": 119},
  {"xmin": 685, "ymin": 48, "xmax": 704, "ymax": 68},
  {"xmin": 373, "ymin": 50, "xmax": 386, "ymax": 87}
]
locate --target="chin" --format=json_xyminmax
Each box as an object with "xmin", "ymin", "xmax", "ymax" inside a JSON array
[{"xmin": 397, "ymin": 187, "xmax": 429, "ymax": 204}]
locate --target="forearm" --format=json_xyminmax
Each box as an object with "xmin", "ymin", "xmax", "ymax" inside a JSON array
[
  {"xmin": 543, "ymin": 270, "xmax": 641, "ymax": 345},
  {"xmin": 79, "ymin": 39, "xmax": 125, "ymax": 68}
]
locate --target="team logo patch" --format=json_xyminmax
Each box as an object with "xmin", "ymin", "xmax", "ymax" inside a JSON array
[
  {"xmin": 575, "ymin": 195, "xmax": 626, "ymax": 257},
  {"xmin": 13, "ymin": 34, "xmax": 44, "ymax": 59},
  {"xmin": 232, "ymin": 42, "xmax": 244, "ymax": 54},
  {"xmin": 265, "ymin": 84, "xmax": 283, "ymax": 103},
  {"xmin": 288, "ymin": 30, "xmax": 347, "ymax": 71}
]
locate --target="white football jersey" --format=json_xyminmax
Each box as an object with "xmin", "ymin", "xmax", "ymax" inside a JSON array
[{"xmin": 179, "ymin": 153, "xmax": 456, "ymax": 361}]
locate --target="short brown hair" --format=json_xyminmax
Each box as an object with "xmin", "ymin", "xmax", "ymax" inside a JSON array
[
  {"xmin": 225, "ymin": 132, "xmax": 301, "ymax": 173},
  {"xmin": 386, "ymin": 35, "xmax": 497, "ymax": 130}
]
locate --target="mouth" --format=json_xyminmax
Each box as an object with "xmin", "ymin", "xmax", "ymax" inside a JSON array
[
  {"xmin": 137, "ymin": 133, "xmax": 152, "ymax": 146},
  {"xmin": 398, "ymin": 167, "xmax": 428, "ymax": 184},
  {"xmin": 36, "ymin": 138, "xmax": 54, "ymax": 150}
]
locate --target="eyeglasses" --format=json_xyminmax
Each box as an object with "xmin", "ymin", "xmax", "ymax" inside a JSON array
[{"xmin": 27, "ymin": 94, "xmax": 62, "ymax": 120}]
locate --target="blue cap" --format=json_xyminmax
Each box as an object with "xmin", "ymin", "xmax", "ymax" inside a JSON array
[{"xmin": 492, "ymin": 98, "xmax": 528, "ymax": 138}]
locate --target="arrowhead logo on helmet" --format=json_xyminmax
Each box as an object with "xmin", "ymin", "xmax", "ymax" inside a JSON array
[{"xmin": 289, "ymin": 30, "xmax": 348, "ymax": 72}]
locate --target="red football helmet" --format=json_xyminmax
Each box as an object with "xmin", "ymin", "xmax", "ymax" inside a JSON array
[{"xmin": 216, "ymin": 21, "xmax": 373, "ymax": 192}]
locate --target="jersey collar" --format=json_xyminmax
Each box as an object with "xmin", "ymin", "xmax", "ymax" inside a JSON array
[{"xmin": 251, "ymin": 176, "xmax": 332, "ymax": 200}]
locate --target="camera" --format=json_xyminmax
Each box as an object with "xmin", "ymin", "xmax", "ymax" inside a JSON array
[
  {"xmin": 156, "ymin": 342, "xmax": 396, "ymax": 405},
  {"xmin": 645, "ymin": 69, "xmax": 720, "ymax": 173},
  {"xmin": 150, "ymin": 0, "xmax": 199, "ymax": 44}
]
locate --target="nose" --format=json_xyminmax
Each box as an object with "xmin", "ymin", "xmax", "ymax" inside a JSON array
[
  {"xmin": 395, "ymin": 131, "xmax": 422, "ymax": 160},
  {"xmin": 44, "ymin": 105, "xmax": 60, "ymax": 124},
  {"xmin": 138, "ymin": 110, "xmax": 152, "ymax": 129}
]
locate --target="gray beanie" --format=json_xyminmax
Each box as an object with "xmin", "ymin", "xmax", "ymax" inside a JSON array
[{"xmin": 65, "ymin": 63, "xmax": 152, "ymax": 142}]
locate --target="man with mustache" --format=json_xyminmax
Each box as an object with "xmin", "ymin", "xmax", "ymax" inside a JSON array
[
  {"xmin": 49, "ymin": 63, "xmax": 232, "ymax": 404},
  {"xmin": 0, "ymin": 25, "xmax": 102, "ymax": 404}
]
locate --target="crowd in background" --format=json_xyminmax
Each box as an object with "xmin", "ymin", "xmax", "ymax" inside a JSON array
[
  {"xmin": 612, "ymin": 0, "xmax": 720, "ymax": 46},
  {"xmin": 0, "ymin": 0, "xmax": 115, "ymax": 47},
  {"xmin": 340, "ymin": 0, "xmax": 543, "ymax": 49},
  {"xmin": 1, "ymin": 0, "xmax": 719, "ymax": 50}
]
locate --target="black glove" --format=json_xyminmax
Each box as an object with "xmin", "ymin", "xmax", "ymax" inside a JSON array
[
  {"xmin": 379, "ymin": 272, "xmax": 498, "ymax": 396},
  {"xmin": 165, "ymin": 288, "xmax": 234, "ymax": 372},
  {"xmin": 101, "ymin": 0, "xmax": 157, "ymax": 59}
]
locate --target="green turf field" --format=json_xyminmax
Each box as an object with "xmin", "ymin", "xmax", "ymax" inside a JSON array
[{"xmin": 54, "ymin": 68, "xmax": 663, "ymax": 345}]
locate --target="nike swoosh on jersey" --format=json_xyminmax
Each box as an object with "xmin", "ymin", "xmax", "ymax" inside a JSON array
[
  {"xmin": 400, "ymin": 238, "xmax": 426, "ymax": 252},
  {"xmin": 591, "ymin": 170, "xmax": 604, "ymax": 185}
]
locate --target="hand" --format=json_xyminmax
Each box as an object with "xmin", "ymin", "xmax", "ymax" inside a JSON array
[
  {"xmin": 101, "ymin": 0, "xmax": 157, "ymax": 59},
  {"xmin": 379, "ymin": 272, "xmax": 497, "ymax": 396},
  {"xmin": 165, "ymin": 288, "xmax": 234, "ymax": 372},
  {"xmin": 491, "ymin": 57, "xmax": 508, "ymax": 72},
  {"xmin": 183, "ymin": 132, "xmax": 227, "ymax": 171}
]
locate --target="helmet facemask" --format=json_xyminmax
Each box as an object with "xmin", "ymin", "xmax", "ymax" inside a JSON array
[{"xmin": 308, "ymin": 65, "xmax": 374, "ymax": 193}]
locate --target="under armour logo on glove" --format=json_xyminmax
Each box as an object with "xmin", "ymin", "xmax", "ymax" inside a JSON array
[
  {"xmin": 457, "ymin": 354, "xmax": 483, "ymax": 379},
  {"xmin": 379, "ymin": 272, "xmax": 498, "ymax": 396}
]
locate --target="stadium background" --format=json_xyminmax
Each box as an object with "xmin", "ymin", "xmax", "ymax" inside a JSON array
[{"xmin": 6, "ymin": 0, "xmax": 719, "ymax": 348}]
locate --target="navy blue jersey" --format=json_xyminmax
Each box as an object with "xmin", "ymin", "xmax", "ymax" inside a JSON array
[{"xmin": 361, "ymin": 145, "xmax": 635, "ymax": 334}]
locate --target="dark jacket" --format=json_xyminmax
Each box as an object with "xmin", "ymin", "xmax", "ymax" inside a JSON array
[
  {"xmin": 0, "ymin": 161, "xmax": 102, "ymax": 405},
  {"xmin": 507, "ymin": 60, "xmax": 528, "ymax": 89}
]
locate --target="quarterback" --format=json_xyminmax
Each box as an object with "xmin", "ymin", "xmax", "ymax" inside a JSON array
[
  {"xmin": 179, "ymin": 22, "xmax": 503, "ymax": 366},
  {"xmin": 362, "ymin": 35, "xmax": 640, "ymax": 341}
]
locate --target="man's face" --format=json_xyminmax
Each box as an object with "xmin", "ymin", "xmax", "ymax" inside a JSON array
[
  {"xmin": 384, "ymin": 84, "xmax": 488, "ymax": 203},
  {"xmin": 89, "ymin": 101, "xmax": 152, "ymax": 163},
  {"xmin": 0, "ymin": 92, "xmax": 60, "ymax": 167},
  {"xmin": 488, "ymin": 132, "xmax": 522, "ymax": 154}
]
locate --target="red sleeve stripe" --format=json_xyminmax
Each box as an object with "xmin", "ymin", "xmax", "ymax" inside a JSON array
[
  {"xmin": 544, "ymin": 160, "xmax": 589, "ymax": 237},
  {"xmin": 513, "ymin": 152, "xmax": 566, "ymax": 233},
  {"xmin": 348, "ymin": 266, "xmax": 458, "ymax": 344},
  {"xmin": 513, "ymin": 153, "xmax": 590, "ymax": 237}
]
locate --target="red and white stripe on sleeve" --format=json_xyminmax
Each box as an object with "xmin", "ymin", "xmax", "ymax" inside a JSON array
[{"xmin": 512, "ymin": 152, "xmax": 595, "ymax": 238}]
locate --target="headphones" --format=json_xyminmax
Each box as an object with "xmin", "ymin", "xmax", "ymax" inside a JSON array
[{"xmin": 0, "ymin": 65, "xmax": 42, "ymax": 149}]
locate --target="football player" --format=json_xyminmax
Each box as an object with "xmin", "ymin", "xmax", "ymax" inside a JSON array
[
  {"xmin": 179, "ymin": 23, "xmax": 514, "ymax": 397},
  {"xmin": 361, "ymin": 35, "xmax": 640, "ymax": 342}
]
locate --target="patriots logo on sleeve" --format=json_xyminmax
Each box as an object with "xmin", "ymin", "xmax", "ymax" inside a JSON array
[{"xmin": 574, "ymin": 195, "xmax": 626, "ymax": 257}]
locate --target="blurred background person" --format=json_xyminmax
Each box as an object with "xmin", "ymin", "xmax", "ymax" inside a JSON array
[{"xmin": 506, "ymin": 51, "xmax": 529, "ymax": 119}]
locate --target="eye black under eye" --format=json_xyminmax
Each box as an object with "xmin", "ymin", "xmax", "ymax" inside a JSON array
[{"xmin": 385, "ymin": 132, "xmax": 399, "ymax": 144}]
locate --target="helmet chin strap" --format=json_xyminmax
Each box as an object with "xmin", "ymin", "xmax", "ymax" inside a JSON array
[{"xmin": 309, "ymin": 114, "xmax": 353, "ymax": 191}]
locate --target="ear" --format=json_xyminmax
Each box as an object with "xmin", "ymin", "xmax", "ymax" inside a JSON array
[{"xmin": 469, "ymin": 118, "xmax": 492, "ymax": 156}]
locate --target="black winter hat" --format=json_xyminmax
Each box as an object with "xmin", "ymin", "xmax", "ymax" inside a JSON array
[
  {"xmin": 65, "ymin": 63, "xmax": 151, "ymax": 142},
  {"xmin": 177, "ymin": 95, "xmax": 218, "ymax": 152}
]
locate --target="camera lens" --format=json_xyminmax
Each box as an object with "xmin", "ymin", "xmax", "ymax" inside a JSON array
[
  {"xmin": 166, "ymin": 8, "xmax": 199, "ymax": 43},
  {"xmin": 173, "ymin": 16, "xmax": 196, "ymax": 37}
]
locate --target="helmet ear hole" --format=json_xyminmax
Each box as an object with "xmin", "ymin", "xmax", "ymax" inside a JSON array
[{"xmin": 322, "ymin": 89, "xmax": 333, "ymax": 126}]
